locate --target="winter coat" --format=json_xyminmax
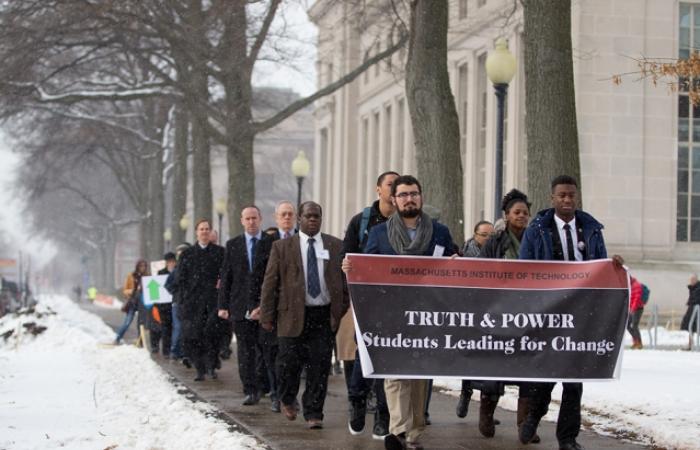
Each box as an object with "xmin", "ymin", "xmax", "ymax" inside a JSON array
[
  {"xmin": 176, "ymin": 243, "xmax": 225, "ymax": 341},
  {"xmin": 462, "ymin": 238, "xmax": 482, "ymax": 257},
  {"xmin": 122, "ymin": 272, "xmax": 142, "ymax": 313},
  {"xmin": 480, "ymin": 229, "xmax": 520, "ymax": 260},
  {"xmin": 629, "ymin": 278, "xmax": 644, "ymax": 312},
  {"xmin": 519, "ymin": 208, "xmax": 608, "ymax": 261},
  {"xmin": 681, "ymin": 282, "xmax": 700, "ymax": 331},
  {"xmin": 364, "ymin": 220, "xmax": 456, "ymax": 257}
]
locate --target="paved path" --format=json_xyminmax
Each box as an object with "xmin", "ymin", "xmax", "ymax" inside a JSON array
[{"xmin": 87, "ymin": 303, "xmax": 650, "ymax": 450}]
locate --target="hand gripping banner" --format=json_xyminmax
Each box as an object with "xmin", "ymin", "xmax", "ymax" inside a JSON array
[{"xmin": 345, "ymin": 255, "xmax": 629, "ymax": 382}]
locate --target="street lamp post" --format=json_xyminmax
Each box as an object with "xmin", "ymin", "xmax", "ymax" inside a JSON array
[
  {"xmin": 215, "ymin": 198, "xmax": 227, "ymax": 242},
  {"xmin": 291, "ymin": 151, "xmax": 311, "ymax": 208},
  {"xmin": 179, "ymin": 214, "xmax": 190, "ymax": 242},
  {"xmin": 486, "ymin": 38, "xmax": 517, "ymax": 221},
  {"xmin": 163, "ymin": 228, "xmax": 172, "ymax": 251}
]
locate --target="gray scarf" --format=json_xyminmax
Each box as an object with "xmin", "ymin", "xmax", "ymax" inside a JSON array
[{"xmin": 387, "ymin": 211, "xmax": 434, "ymax": 255}]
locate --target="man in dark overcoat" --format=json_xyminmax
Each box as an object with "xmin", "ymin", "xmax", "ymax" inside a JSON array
[{"xmin": 176, "ymin": 218, "xmax": 225, "ymax": 381}]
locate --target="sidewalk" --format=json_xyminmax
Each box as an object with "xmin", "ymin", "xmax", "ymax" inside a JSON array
[{"xmin": 87, "ymin": 303, "xmax": 650, "ymax": 450}]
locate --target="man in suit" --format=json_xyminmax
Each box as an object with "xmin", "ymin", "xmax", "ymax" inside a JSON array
[
  {"xmin": 274, "ymin": 200, "xmax": 297, "ymax": 239},
  {"xmin": 218, "ymin": 205, "xmax": 275, "ymax": 406},
  {"xmin": 260, "ymin": 201, "xmax": 350, "ymax": 429},
  {"xmin": 176, "ymin": 219, "xmax": 225, "ymax": 381},
  {"xmin": 518, "ymin": 175, "xmax": 624, "ymax": 450}
]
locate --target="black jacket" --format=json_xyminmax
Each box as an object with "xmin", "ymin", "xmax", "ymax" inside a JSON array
[
  {"xmin": 176, "ymin": 243, "xmax": 225, "ymax": 340},
  {"xmin": 218, "ymin": 233, "xmax": 276, "ymax": 321},
  {"xmin": 481, "ymin": 230, "xmax": 518, "ymax": 260},
  {"xmin": 342, "ymin": 200, "xmax": 390, "ymax": 256}
]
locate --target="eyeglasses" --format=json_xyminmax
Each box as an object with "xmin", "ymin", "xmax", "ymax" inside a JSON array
[
  {"xmin": 475, "ymin": 232, "xmax": 494, "ymax": 238},
  {"xmin": 395, "ymin": 191, "xmax": 421, "ymax": 200}
]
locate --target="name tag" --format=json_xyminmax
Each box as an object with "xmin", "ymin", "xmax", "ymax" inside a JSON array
[
  {"xmin": 318, "ymin": 249, "xmax": 330, "ymax": 260},
  {"xmin": 432, "ymin": 245, "xmax": 445, "ymax": 257}
]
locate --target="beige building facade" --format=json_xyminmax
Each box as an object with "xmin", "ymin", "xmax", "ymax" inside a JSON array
[{"xmin": 309, "ymin": 0, "xmax": 700, "ymax": 313}]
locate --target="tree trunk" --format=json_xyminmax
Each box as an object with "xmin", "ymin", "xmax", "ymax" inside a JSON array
[
  {"xmin": 222, "ymin": 0, "xmax": 255, "ymax": 238},
  {"xmin": 171, "ymin": 106, "xmax": 189, "ymax": 246},
  {"xmin": 523, "ymin": 0, "xmax": 581, "ymax": 211},
  {"xmin": 226, "ymin": 133, "xmax": 255, "ymax": 237},
  {"xmin": 405, "ymin": 0, "xmax": 464, "ymax": 244},
  {"xmin": 149, "ymin": 147, "xmax": 165, "ymax": 260}
]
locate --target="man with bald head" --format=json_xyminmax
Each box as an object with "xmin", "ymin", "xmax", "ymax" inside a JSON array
[{"xmin": 218, "ymin": 205, "xmax": 275, "ymax": 407}]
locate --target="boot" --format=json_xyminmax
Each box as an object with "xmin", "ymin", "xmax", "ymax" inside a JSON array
[
  {"xmin": 478, "ymin": 393, "xmax": 498, "ymax": 438},
  {"xmin": 456, "ymin": 388, "xmax": 472, "ymax": 418},
  {"xmin": 517, "ymin": 398, "xmax": 540, "ymax": 444}
]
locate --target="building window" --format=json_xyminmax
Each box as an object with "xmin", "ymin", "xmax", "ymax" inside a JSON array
[
  {"xmin": 459, "ymin": 0, "xmax": 468, "ymax": 19},
  {"xmin": 678, "ymin": 3, "xmax": 700, "ymax": 241},
  {"xmin": 458, "ymin": 63, "xmax": 469, "ymax": 163},
  {"xmin": 384, "ymin": 104, "xmax": 392, "ymax": 159},
  {"xmin": 475, "ymin": 53, "xmax": 488, "ymax": 221},
  {"xmin": 397, "ymin": 98, "xmax": 405, "ymax": 164}
]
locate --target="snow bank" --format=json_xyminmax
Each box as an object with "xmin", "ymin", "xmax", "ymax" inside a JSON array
[
  {"xmin": 0, "ymin": 296, "xmax": 260, "ymax": 450},
  {"xmin": 435, "ymin": 346, "xmax": 700, "ymax": 450}
]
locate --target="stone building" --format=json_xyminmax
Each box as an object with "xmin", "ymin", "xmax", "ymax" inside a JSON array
[{"xmin": 309, "ymin": 0, "xmax": 694, "ymax": 313}]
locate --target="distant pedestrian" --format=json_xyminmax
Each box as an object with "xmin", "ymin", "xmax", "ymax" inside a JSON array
[
  {"xmin": 176, "ymin": 219, "xmax": 225, "ymax": 381},
  {"xmin": 114, "ymin": 259, "xmax": 149, "ymax": 344},
  {"xmin": 166, "ymin": 243, "xmax": 190, "ymax": 360},
  {"xmin": 463, "ymin": 221, "xmax": 494, "ymax": 257},
  {"xmin": 627, "ymin": 277, "xmax": 645, "ymax": 349},
  {"xmin": 149, "ymin": 252, "xmax": 177, "ymax": 356},
  {"xmin": 261, "ymin": 201, "xmax": 350, "ymax": 430},
  {"xmin": 681, "ymin": 274, "xmax": 700, "ymax": 332}
]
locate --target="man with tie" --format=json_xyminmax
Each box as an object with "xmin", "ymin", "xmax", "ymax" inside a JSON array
[
  {"xmin": 218, "ymin": 205, "xmax": 275, "ymax": 406},
  {"xmin": 274, "ymin": 200, "xmax": 297, "ymax": 239},
  {"xmin": 260, "ymin": 201, "xmax": 349, "ymax": 429},
  {"xmin": 518, "ymin": 175, "xmax": 624, "ymax": 450}
]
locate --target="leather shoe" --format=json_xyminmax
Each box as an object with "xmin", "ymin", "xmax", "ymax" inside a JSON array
[
  {"xmin": 193, "ymin": 373, "xmax": 205, "ymax": 382},
  {"xmin": 182, "ymin": 357, "xmax": 192, "ymax": 369},
  {"xmin": 384, "ymin": 433, "xmax": 406, "ymax": 450},
  {"xmin": 519, "ymin": 412, "xmax": 540, "ymax": 444},
  {"xmin": 281, "ymin": 402, "xmax": 297, "ymax": 421},
  {"xmin": 559, "ymin": 441, "xmax": 584, "ymax": 450},
  {"xmin": 306, "ymin": 419, "xmax": 323, "ymax": 429},
  {"xmin": 242, "ymin": 393, "xmax": 260, "ymax": 406}
]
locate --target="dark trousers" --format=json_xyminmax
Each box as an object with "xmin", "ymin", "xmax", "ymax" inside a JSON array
[
  {"xmin": 150, "ymin": 304, "xmax": 172, "ymax": 356},
  {"xmin": 234, "ymin": 320, "xmax": 264, "ymax": 395},
  {"xmin": 349, "ymin": 347, "xmax": 389, "ymax": 422},
  {"xmin": 276, "ymin": 305, "xmax": 334, "ymax": 421},
  {"xmin": 528, "ymin": 382, "xmax": 582, "ymax": 444},
  {"xmin": 184, "ymin": 315, "xmax": 222, "ymax": 375},
  {"xmin": 627, "ymin": 308, "xmax": 644, "ymax": 342}
]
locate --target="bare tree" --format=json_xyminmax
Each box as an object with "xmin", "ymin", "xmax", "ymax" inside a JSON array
[{"xmin": 522, "ymin": 0, "xmax": 580, "ymax": 211}]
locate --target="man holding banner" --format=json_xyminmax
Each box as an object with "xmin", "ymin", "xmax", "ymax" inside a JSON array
[
  {"xmin": 348, "ymin": 175, "xmax": 457, "ymax": 450},
  {"xmin": 518, "ymin": 175, "xmax": 625, "ymax": 450}
]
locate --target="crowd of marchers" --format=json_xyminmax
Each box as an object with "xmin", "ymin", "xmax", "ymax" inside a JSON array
[{"xmin": 113, "ymin": 171, "xmax": 641, "ymax": 450}]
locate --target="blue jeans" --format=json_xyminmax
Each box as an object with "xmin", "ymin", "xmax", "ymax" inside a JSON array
[
  {"xmin": 170, "ymin": 303, "xmax": 183, "ymax": 357},
  {"xmin": 115, "ymin": 308, "xmax": 136, "ymax": 343}
]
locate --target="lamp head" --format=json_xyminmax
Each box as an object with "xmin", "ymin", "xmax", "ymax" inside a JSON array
[{"xmin": 486, "ymin": 38, "xmax": 516, "ymax": 85}]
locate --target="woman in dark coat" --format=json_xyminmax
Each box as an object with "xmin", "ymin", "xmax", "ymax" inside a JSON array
[
  {"xmin": 681, "ymin": 274, "xmax": 700, "ymax": 331},
  {"xmin": 458, "ymin": 189, "xmax": 539, "ymax": 442},
  {"xmin": 176, "ymin": 219, "xmax": 225, "ymax": 381}
]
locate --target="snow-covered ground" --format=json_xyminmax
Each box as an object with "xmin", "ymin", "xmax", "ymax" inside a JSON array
[
  {"xmin": 436, "ymin": 330, "xmax": 700, "ymax": 450},
  {"xmin": 0, "ymin": 295, "xmax": 260, "ymax": 450},
  {"xmin": 2, "ymin": 295, "xmax": 699, "ymax": 450}
]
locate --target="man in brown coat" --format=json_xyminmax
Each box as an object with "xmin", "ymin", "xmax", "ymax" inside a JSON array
[{"xmin": 260, "ymin": 201, "xmax": 349, "ymax": 429}]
